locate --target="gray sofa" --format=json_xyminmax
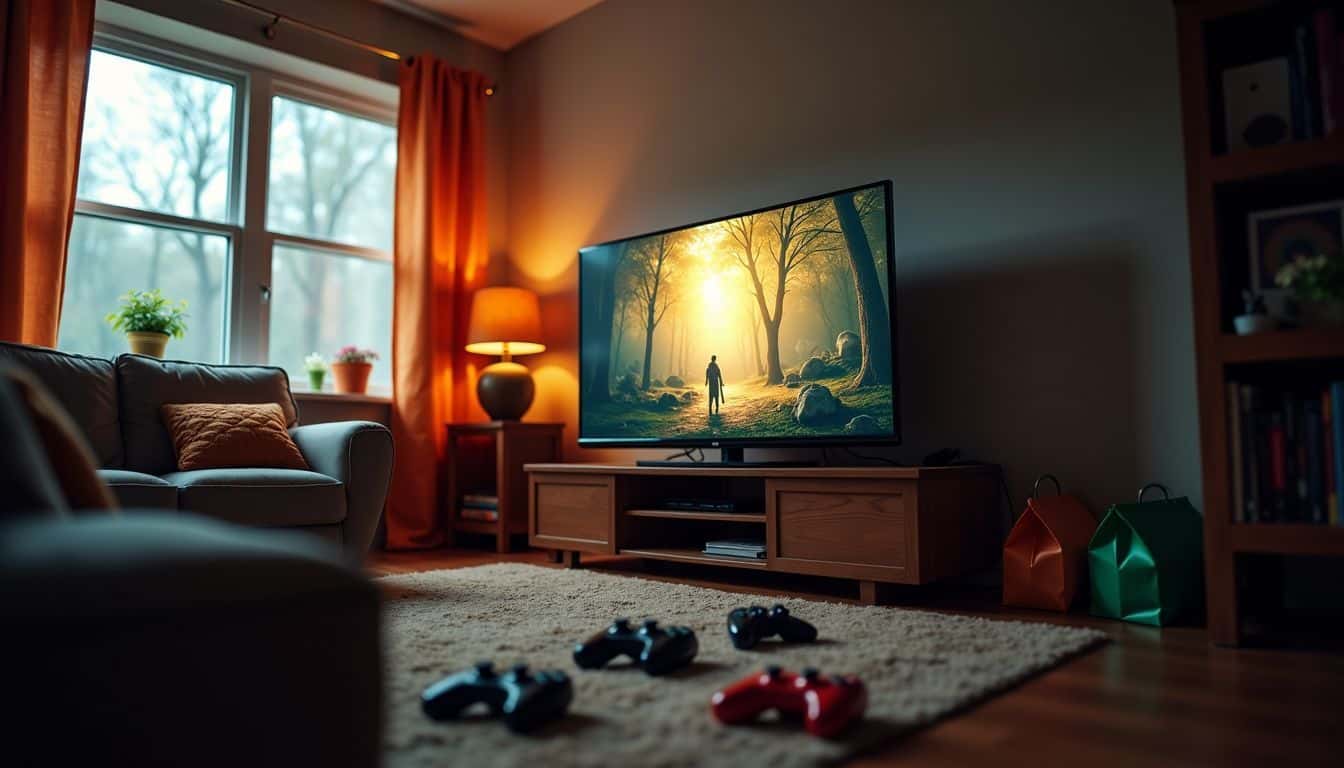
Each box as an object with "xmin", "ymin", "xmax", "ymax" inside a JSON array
[
  {"xmin": 0, "ymin": 369, "xmax": 382, "ymax": 768},
  {"xmin": 0, "ymin": 341, "xmax": 393, "ymax": 559}
]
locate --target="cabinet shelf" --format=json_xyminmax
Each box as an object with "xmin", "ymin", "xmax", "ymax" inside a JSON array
[
  {"xmin": 1219, "ymin": 329, "xmax": 1344, "ymax": 364},
  {"xmin": 618, "ymin": 547, "xmax": 769, "ymax": 570},
  {"xmin": 624, "ymin": 508, "xmax": 766, "ymax": 523},
  {"xmin": 1227, "ymin": 525, "xmax": 1344, "ymax": 557},
  {"xmin": 1209, "ymin": 135, "xmax": 1344, "ymax": 184}
]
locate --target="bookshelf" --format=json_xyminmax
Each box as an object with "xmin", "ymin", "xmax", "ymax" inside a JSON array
[{"xmin": 1176, "ymin": 0, "xmax": 1344, "ymax": 645}]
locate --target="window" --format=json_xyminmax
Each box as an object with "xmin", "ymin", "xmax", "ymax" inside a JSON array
[
  {"xmin": 60, "ymin": 48, "xmax": 241, "ymax": 362},
  {"xmin": 265, "ymin": 96, "xmax": 396, "ymax": 389},
  {"xmin": 59, "ymin": 29, "xmax": 397, "ymax": 391}
]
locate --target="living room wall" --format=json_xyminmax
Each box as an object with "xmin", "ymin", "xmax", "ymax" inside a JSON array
[{"xmin": 503, "ymin": 0, "xmax": 1200, "ymax": 511}]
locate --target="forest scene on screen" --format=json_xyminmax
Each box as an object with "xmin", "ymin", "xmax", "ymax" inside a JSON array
[{"xmin": 580, "ymin": 185, "xmax": 895, "ymax": 441}]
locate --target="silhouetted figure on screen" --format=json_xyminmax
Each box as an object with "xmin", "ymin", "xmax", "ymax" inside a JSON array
[{"xmin": 705, "ymin": 355, "xmax": 724, "ymax": 415}]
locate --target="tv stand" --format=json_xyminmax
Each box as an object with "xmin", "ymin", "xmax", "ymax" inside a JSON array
[
  {"xmin": 525, "ymin": 462, "xmax": 1001, "ymax": 604},
  {"xmin": 635, "ymin": 446, "xmax": 817, "ymax": 468}
]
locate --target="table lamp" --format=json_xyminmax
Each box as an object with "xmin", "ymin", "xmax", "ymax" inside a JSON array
[{"xmin": 465, "ymin": 286, "xmax": 546, "ymax": 421}]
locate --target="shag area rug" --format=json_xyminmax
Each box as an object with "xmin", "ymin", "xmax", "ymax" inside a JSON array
[{"xmin": 380, "ymin": 564, "xmax": 1105, "ymax": 767}]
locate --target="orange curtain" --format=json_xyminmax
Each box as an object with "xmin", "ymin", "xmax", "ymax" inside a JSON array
[
  {"xmin": 0, "ymin": 0, "xmax": 94, "ymax": 345},
  {"xmin": 387, "ymin": 57, "xmax": 489, "ymax": 550}
]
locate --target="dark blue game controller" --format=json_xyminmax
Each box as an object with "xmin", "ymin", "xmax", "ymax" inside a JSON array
[
  {"xmin": 727, "ymin": 604, "xmax": 819, "ymax": 650},
  {"xmin": 420, "ymin": 661, "xmax": 573, "ymax": 733},
  {"xmin": 573, "ymin": 618, "xmax": 699, "ymax": 675}
]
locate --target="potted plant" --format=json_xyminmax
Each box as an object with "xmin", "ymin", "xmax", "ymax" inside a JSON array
[
  {"xmin": 1276, "ymin": 253, "xmax": 1344, "ymax": 326},
  {"xmin": 304, "ymin": 353, "xmax": 328, "ymax": 391},
  {"xmin": 104, "ymin": 289, "xmax": 188, "ymax": 358},
  {"xmin": 1233, "ymin": 290, "xmax": 1277, "ymax": 335},
  {"xmin": 330, "ymin": 346, "xmax": 378, "ymax": 394}
]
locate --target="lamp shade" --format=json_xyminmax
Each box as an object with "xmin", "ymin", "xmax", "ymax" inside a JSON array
[{"xmin": 465, "ymin": 286, "xmax": 546, "ymax": 356}]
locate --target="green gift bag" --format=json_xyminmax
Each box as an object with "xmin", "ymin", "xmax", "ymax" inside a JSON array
[{"xmin": 1087, "ymin": 484, "xmax": 1203, "ymax": 626}]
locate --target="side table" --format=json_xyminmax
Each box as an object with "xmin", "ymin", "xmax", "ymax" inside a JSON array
[{"xmin": 445, "ymin": 421, "xmax": 564, "ymax": 552}]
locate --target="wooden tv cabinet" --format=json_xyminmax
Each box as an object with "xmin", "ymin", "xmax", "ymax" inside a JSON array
[{"xmin": 525, "ymin": 463, "xmax": 1001, "ymax": 604}]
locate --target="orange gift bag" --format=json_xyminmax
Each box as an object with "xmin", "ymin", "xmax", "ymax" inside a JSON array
[{"xmin": 1003, "ymin": 474, "xmax": 1098, "ymax": 612}]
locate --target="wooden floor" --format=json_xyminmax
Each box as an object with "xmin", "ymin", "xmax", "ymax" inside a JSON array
[{"xmin": 371, "ymin": 546, "xmax": 1344, "ymax": 767}]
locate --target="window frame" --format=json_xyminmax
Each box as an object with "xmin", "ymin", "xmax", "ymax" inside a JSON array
[
  {"xmin": 72, "ymin": 23, "xmax": 397, "ymax": 374},
  {"xmin": 258, "ymin": 85, "xmax": 397, "ymax": 372}
]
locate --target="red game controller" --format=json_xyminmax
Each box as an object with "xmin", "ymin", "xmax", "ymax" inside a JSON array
[{"xmin": 711, "ymin": 665, "xmax": 867, "ymax": 738}]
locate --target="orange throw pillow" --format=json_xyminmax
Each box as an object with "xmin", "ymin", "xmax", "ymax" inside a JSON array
[{"xmin": 161, "ymin": 403, "xmax": 310, "ymax": 472}]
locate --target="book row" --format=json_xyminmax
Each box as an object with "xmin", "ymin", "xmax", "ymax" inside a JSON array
[{"xmin": 1227, "ymin": 381, "xmax": 1344, "ymax": 524}]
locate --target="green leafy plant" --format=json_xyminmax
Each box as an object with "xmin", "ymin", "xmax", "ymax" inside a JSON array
[
  {"xmin": 1276, "ymin": 254, "xmax": 1344, "ymax": 306},
  {"xmin": 105, "ymin": 289, "xmax": 189, "ymax": 338}
]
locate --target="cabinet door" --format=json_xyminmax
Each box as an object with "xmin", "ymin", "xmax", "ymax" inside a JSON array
[
  {"xmin": 766, "ymin": 479, "xmax": 917, "ymax": 583},
  {"xmin": 529, "ymin": 473, "xmax": 615, "ymax": 553}
]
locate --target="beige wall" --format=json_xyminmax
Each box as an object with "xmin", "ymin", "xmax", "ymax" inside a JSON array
[{"xmin": 503, "ymin": 0, "xmax": 1201, "ymax": 511}]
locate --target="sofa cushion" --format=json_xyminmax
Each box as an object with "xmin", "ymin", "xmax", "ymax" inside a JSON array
[
  {"xmin": 161, "ymin": 403, "xmax": 309, "ymax": 471},
  {"xmin": 116, "ymin": 355, "xmax": 299, "ymax": 475},
  {"xmin": 0, "ymin": 342, "xmax": 121, "ymax": 467},
  {"xmin": 97, "ymin": 469, "xmax": 177, "ymax": 509},
  {"xmin": 163, "ymin": 468, "xmax": 345, "ymax": 528}
]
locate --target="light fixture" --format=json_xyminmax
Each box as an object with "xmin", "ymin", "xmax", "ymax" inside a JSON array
[{"xmin": 465, "ymin": 286, "xmax": 546, "ymax": 421}]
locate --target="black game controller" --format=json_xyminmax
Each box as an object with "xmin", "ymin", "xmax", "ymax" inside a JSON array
[
  {"xmin": 421, "ymin": 661, "xmax": 573, "ymax": 733},
  {"xmin": 573, "ymin": 618, "xmax": 699, "ymax": 675},
  {"xmin": 727, "ymin": 604, "xmax": 819, "ymax": 650}
]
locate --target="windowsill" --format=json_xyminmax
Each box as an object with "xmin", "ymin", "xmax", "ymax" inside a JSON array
[{"xmin": 292, "ymin": 388, "xmax": 392, "ymax": 405}]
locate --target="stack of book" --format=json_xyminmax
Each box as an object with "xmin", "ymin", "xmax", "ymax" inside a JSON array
[
  {"xmin": 702, "ymin": 539, "xmax": 766, "ymax": 559},
  {"xmin": 1228, "ymin": 382, "xmax": 1344, "ymax": 525},
  {"xmin": 459, "ymin": 493, "xmax": 499, "ymax": 522}
]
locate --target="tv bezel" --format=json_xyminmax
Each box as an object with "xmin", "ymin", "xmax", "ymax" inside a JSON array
[{"xmin": 577, "ymin": 179, "xmax": 900, "ymax": 451}]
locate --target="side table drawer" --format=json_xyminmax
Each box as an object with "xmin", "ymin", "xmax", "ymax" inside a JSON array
[
  {"xmin": 767, "ymin": 479, "xmax": 916, "ymax": 582},
  {"xmin": 529, "ymin": 473, "xmax": 614, "ymax": 553}
]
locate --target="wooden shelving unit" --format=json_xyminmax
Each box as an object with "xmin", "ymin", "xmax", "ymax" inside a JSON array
[
  {"xmin": 527, "ymin": 463, "xmax": 1002, "ymax": 604},
  {"xmin": 1176, "ymin": 0, "xmax": 1344, "ymax": 646}
]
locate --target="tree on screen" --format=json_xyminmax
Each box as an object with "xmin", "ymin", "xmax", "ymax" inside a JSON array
[
  {"xmin": 833, "ymin": 190, "xmax": 891, "ymax": 386},
  {"xmin": 724, "ymin": 202, "xmax": 837, "ymax": 385},
  {"xmin": 585, "ymin": 242, "xmax": 631, "ymax": 402},
  {"xmin": 629, "ymin": 233, "xmax": 679, "ymax": 390}
]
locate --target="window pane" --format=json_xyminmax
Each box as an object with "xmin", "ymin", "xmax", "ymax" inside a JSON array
[
  {"xmin": 268, "ymin": 244, "xmax": 392, "ymax": 390},
  {"xmin": 267, "ymin": 97, "xmax": 396, "ymax": 250},
  {"xmin": 58, "ymin": 215, "xmax": 229, "ymax": 362},
  {"xmin": 77, "ymin": 50, "xmax": 234, "ymax": 222}
]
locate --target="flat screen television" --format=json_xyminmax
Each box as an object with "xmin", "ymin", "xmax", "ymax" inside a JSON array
[{"xmin": 578, "ymin": 180, "xmax": 898, "ymax": 460}]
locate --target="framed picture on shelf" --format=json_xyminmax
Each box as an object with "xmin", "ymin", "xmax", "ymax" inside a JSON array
[{"xmin": 1248, "ymin": 200, "xmax": 1344, "ymax": 319}]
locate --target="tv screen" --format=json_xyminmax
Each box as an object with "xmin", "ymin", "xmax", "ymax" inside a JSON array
[{"xmin": 578, "ymin": 180, "xmax": 898, "ymax": 448}]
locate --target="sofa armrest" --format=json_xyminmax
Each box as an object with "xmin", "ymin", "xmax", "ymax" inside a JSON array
[{"xmin": 289, "ymin": 421, "xmax": 393, "ymax": 560}]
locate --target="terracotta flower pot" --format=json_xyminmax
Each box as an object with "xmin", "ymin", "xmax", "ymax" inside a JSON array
[
  {"xmin": 330, "ymin": 362, "xmax": 373, "ymax": 394},
  {"xmin": 127, "ymin": 331, "xmax": 169, "ymax": 358}
]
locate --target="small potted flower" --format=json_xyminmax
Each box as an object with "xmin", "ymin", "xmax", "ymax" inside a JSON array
[
  {"xmin": 1276, "ymin": 253, "xmax": 1344, "ymax": 327},
  {"xmin": 304, "ymin": 353, "xmax": 328, "ymax": 391},
  {"xmin": 330, "ymin": 346, "xmax": 379, "ymax": 394},
  {"xmin": 104, "ymin": 288, "xmax": 188, "ymax": 358}
]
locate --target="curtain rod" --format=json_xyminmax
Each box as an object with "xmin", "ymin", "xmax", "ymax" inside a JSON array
[{"xmin": 216, "ymin": 0, "xmax": 496, "ymax": 96}]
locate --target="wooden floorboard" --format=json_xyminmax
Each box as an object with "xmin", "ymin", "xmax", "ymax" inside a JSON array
[{"xmin": 369, "ymin": 547, "xmax": 1344, "ymax": 767}]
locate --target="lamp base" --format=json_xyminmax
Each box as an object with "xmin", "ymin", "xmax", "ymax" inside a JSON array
[{"xmin": 477, "ymin": 360, "xmax": 535, "ymax": 421}]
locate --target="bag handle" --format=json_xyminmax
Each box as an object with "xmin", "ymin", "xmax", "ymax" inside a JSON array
[
  {"xmin": 1032, "ymin": 474, "xmax": 1061, "ymax": 499},
  {"xmin": 1137, "ymin": 483, "xmax": 1170, "ymax": 503}
]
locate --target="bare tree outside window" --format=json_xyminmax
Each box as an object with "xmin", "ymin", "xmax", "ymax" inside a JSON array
[
  {"xmin": 266, "ymin": 97, "xmax": 395, "ymax": 390},
  {"xmin": 60, "ymin": 50, "xmax": 235, "ymax": 361}
]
